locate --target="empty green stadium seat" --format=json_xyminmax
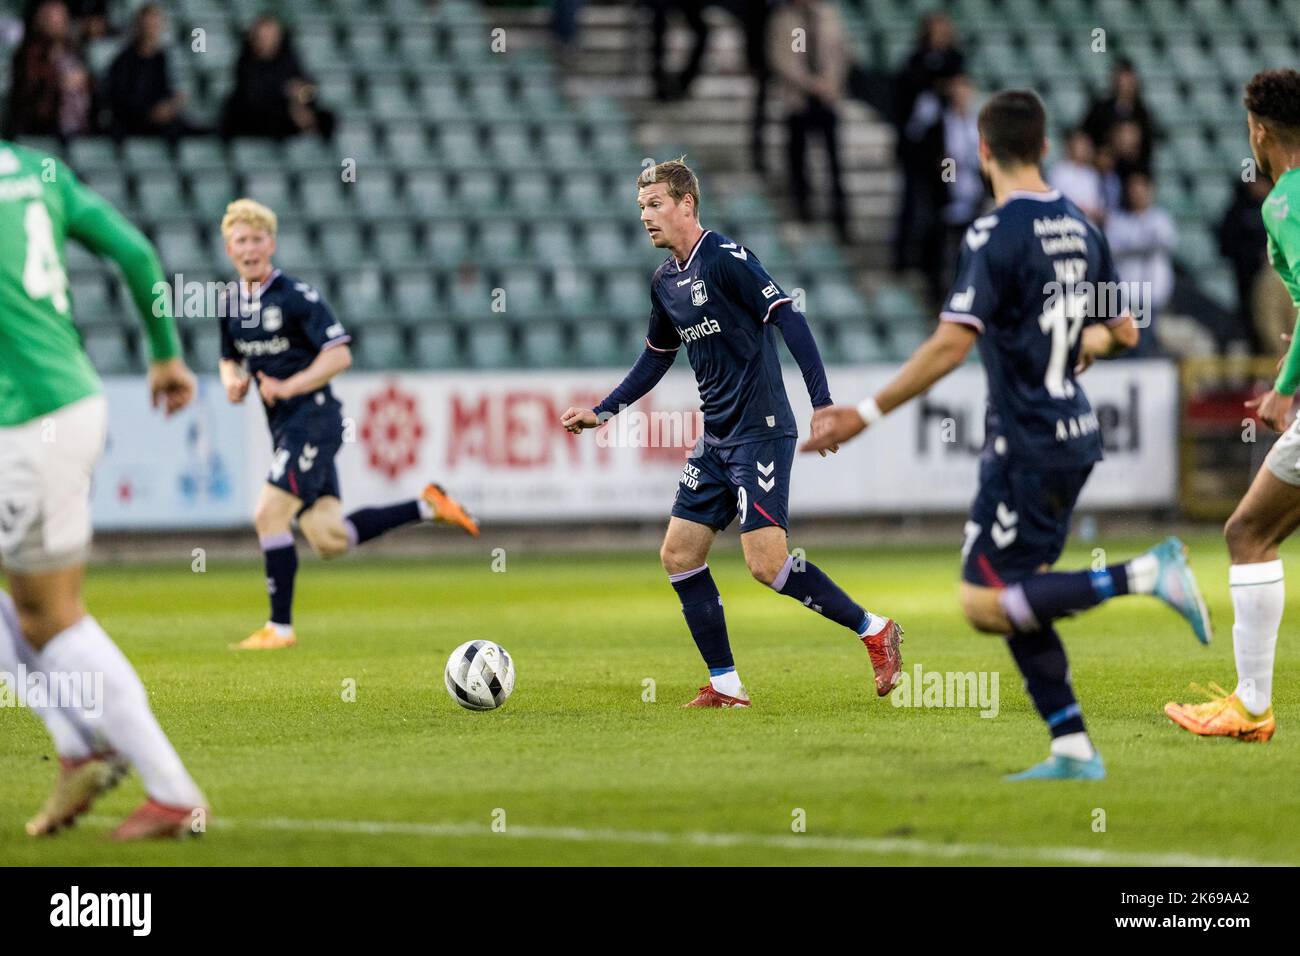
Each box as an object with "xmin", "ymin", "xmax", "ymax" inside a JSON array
[
  {"xmin": 273, "ymin": 223, "xmax": 314, "ymax": 265},
  {"xmin": 465, "ymin": 325, "xmax": 514, "ymax": 368},
  {"xmin": 338, "ymin": 268, "xmax": 387, "ymax": 316},
  {"xmin": 154, "ymin": 223, "xmax": 207, "ymax": 269},
  {"xmin": 71, "ymin": 277, "xmax": 113, "ymax": 324},
  {"xmin": 82, "ymin": 327, "xmax": 136, "ymax": 374},
  {"xmin": 354, "ymin": 325, "xmax": 407, "ymax": 368},
  {"xmin": 69, "ymin": 138, "xmax": 119, "ymax": 173},
  {"xmin": 190, "ymin": 171, "xmax": 237, "ymax": 219},
  {"xmin": 187, "ymin": 326, "xmax": 224, "ymax": 371},
  {"xmin": 521, "ymin": 322, "xmax": 567, "ymax": 365},
  {"xmin": 242, "ymin": 170, "xmax": 293, "ymax": 209},
  {"xmin": 413, "ymin": 324, "xmax": 460, "ymax": 368},
  {"xmin": 392, "ymin": 271, "xmax": 437, "ymax": 320},
  {"xmin": 372, "ymin": 221, "xmax": 424, "ymax": 264}
]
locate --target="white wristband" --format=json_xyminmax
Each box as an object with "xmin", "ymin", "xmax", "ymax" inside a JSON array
[{"xmin": 856, "ymin": 396, "xmax": 883, "ymax": 426}]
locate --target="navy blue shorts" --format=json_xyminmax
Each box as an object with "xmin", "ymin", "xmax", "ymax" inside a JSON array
[
  {"xmin": 671, "ymin": 436, "xmax": 794, "ymax": 533},
  {"xmin": 267, "ymin": 414, "xmax": 343, "ymax": 509},
  {"xmin": 961, "ymin": 453, "xmax": 1093, "ymax": 587}
]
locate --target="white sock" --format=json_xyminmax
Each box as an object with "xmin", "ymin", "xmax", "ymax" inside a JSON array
[
  {"xmin": 38, "ymin": 615, "xmax": 206, "ymax": 808},
  {"xmin": 709, "ymin": 669, "xmax": 745, "ymax": 699},
  {"xmin": 859, "ymin": 613, "xmax": 888, "ymax": 637},
  {"xmin": 1050, "ymin": 732, "xmax": 1096, "ymax": 761},
  {"xmin": 1230, "ymin": 560, "xmax": 1283, "ymax": 715},
  {"xmin": 267, "ymin": 621, "xmax": 293, "ymax": 637},
  {"xmin": 417, "ymin": 497, "xmax": 434, "ymax": 521},
  {"xmin": 0, "ymin": 592, "xmax": 95, "ymax": 760},
  {"xmin": 1125, "ymin": 552, "xmax": 1160, "ymax": 595}
]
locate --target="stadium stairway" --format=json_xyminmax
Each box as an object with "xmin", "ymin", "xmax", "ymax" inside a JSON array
[{"xmin": 490, "ymin": 2, "xmax": 911, "ymax": 346}]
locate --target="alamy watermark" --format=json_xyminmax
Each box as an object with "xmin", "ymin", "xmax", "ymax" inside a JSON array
[
  {"xmin": 0, "ymin": 665, "xmax": 103, "ymax": 718},
  {"xmin": 890, "ymin": 665, "xmax": 999, "ymax": 718}
]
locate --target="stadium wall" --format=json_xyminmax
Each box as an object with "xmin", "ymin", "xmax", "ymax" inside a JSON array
[{"xmin": 93, "ymin": 361, "xmax": 1178, "ymax": 530}]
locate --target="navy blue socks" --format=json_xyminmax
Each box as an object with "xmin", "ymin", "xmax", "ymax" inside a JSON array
[{"xmin": 260, "ymin": 531, "xmax": 298, "ymax": 626}]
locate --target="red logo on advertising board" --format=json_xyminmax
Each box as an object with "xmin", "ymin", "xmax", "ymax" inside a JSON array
[{"xmin": 361, "ymin": 381, "xmax": 424, "ymax": 480}]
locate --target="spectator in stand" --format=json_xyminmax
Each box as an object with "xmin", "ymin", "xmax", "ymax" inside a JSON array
[
  {"xmin": 1049, "ymin": 128, "xmax": 1106, "ymax": 224},
  {"xmin": 941, "ymin": 73, "xmax": 984, "ymax": 284},
  {"xmin": 106, "ymin": 3, "xmax": 193, "ymax": 139},
  {"xmin": 1082, "ymin": 58, "xmax": 1157, "ymax": 171},
  {"xmin": 892, "ymin": 12, "xmax": 964, "ymax": 280},
  {"xmin": 1218, "ymin": 175, "xmax": 1298, "ymax": 356},
  {"xmin": 66, "ymin": 0, "xmax": 109, "ymax": 42},
  {"xmin": 3, "ymin": 0, "xmax": 95, "ymax": 140},
  {"xmin": 219, "ymin": 14, "xmax": 335, "ymax": 140},
  {"xmin": 1106, "ymin": 172, "xmax": 1178, "ymax": 356},
  {"xmin": 715, "ymin": 0, "xmax": 772, "ymax": 174},
  {"xmin": 769, "ymin": 0, "xmax": 850, "ymax": 241},
  {"xmin": 645, "ymin": 0, "xmax": 710, "ymax": 101}
]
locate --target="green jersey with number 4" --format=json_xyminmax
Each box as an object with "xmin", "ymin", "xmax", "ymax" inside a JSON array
[
  {"xmin": 1267, "ymin": 167, "xmax": 1300, "ymax": 395},
  {"xmin": 0, "ymin": 140, "xmax": 180, "ymax": 427}
]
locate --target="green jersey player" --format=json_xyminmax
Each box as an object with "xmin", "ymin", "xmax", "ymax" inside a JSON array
[
  {"xmin": 1167, "ymin": 69, "xmax": 1300, "ymax": 743},
  {"xmin": 0, "ymin": 139, "xmax": 208, "ymax": 839}
]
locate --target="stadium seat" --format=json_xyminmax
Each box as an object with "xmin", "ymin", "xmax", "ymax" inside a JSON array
[
  {"xmin": 154, "ymin": 223, "xmax": 207, "ymax": 271},
  {"xmin": 353, "ymin": 324, "xmax": 408, "ymax": 368},
  {"xmin": 371, "ymin": 221, "xmax": 424, "ymax": 265},
  {"xmin": 574, "ymin": 320, "xmax": 623, "ymax": 366},
  {"xmin": 318, "ymin": 222, "xmax": 365, "ymax": 268},
  {"xmin": 429, "ymin": 219, "xmax": 472, "ymax": 264},
  {"xmin": 477, "ymin": 219, "xmax": 522, "ymax": 261},
  {"xmin": 177, "ymin": 137, "xmax": 226, "ymax": 172},
  {"xmin": 135, "ymin": 170, "xmax": 190, "ymax": 220},
  {"xmin": 189, "ymin": 171, "xmax": 237, "ymax": 220},
  {"xmin": 68, "ymin": 137, "xmax": 119, "ymax": 174},
  {"xmin": 187, "ymin": 325, "xmax": 224, "ymax": 371},
  {"xmin": 298, "ymin": 169, "xmax": 352, "ymax": 218},
  {"xmin": 465, "ymin": 324, "xmax": 514, "ymax": 367},
  {"xmin": 71, "ymin": 277, "xmax": 113, "ymax": 325},
  {"xmin": 231, "ymin": 139, "xmax": 285, "ymax": 171},
  {"xmin": 337, "ymin": 267, "xmax": 388, "ymax": 318},
  {"xmin": 521, "ymin": 321, "xmax": 568, "ymax": 366},
  {"xmin": 81, "ymin": 327, "xmax": 136, "ymax": 374},
  {"xmin": 392, "ymin": 271, "xmax": 438, "ymax": 321},
  {"xmin": 241, "ymin": 170, "xmax": 294, "ymax": 210},
  {"xmin": 413, "ymin": 323, "xmax": 460, "ymax": 368},
  {"xmin": 273, "ymin": 223, "xmax": 314, "ymax": 265}
]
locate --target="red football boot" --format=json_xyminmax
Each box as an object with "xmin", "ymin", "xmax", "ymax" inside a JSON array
[
  {"xmin": 862, "ymin": 618, "xmax": 904, "ymax": 696},
  {"xmin": 109, "ymin": 799, "xmax": 204, "ymax": 842},
  {"xmin": 683, "ymin": 684, "xmax": 751, "ymax": 708}
]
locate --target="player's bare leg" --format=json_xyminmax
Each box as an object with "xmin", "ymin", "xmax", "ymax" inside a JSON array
[
  {"xmin": 1166, "ymin": 467, "xmax": 1300, "ymax": 741},
  {"xmin": 236, "ymin": 483, "xmax": 302, "ymax": 650},
  {"xmin": 299, "ymin": 495, "xmax": 350, "ymax": 560},
  {"xmin": 661, "ymin": 517, "xmax": 745, "ymax": 707},
  {"xmin": 5, "ymin": 569, "xmax": 206, "ymax": 839},
  {"xmin": 743, "ymin": 526, "xmax": 903, "ymax": 695}
]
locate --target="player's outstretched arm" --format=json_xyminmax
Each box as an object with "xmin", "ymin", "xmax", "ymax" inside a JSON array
[
  {"xmin": 561, "ymin": 343, "xmax": 677, "ymax": 435},
  {"xmin": 801, "ymin": 321, "xmax": 976, "ymax": 453},
  {"xmin": 61, "ymin": 163, "xmax": 195, "ymax": 415}
]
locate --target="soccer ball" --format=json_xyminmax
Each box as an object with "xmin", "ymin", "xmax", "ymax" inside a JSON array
[{"xmin": 444, "ymin": 640, "xmax": 515, "ymax": 711}]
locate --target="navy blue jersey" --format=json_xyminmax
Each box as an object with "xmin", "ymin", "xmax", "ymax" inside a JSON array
[
  {"xmin": 218, "ymin": 269, "xmax": 351, "ymax": 432},
  {"xmin": 646, "ymin": 230, "xmax": 797, "ymax": 448},
  {"xmin": 940, "ymin": 189, "xmax": 1124, "ymax": 469}
]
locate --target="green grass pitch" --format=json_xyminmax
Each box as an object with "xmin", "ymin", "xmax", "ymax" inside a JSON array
[{"xmin": 2, "ymin": 533, "xmax": 1297, "ymax": 866}]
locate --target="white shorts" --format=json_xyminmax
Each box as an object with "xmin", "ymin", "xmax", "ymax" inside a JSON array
[
  {"xmin": 0, "ymin": 394, "xmax": 107, "ymax": 573},
  {"xmin": 1265, "ymin": 417, "xmax": 1300, "ymax": 487}
]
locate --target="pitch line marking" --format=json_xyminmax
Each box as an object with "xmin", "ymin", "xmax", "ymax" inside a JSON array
[{"xmin": 86, "ymin": 815, "xmax": 1280, "ymax": 866}]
